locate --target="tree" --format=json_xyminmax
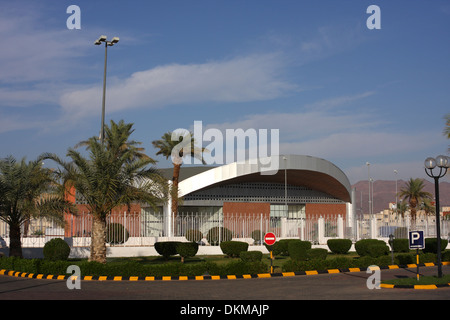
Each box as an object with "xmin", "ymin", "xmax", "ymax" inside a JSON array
[
  {"xmin": 43, "ymin": 120, "xmax": 168, "ymax": 263},
  {"xmin": 0, "ymin": 156, "xmax": 74, "ymax": 258},
  {"xmin": 398, "ymin": 178, "xmax": 432, "ymax": 229},
  {"xmin": 152, "ymin": 131, "xmax": 206, "ymax": 218}
]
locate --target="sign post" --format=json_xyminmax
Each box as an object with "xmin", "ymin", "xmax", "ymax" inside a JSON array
[
  {"xmin": 264, "ymin": 232, "xmax": 276, "ymax": 273},
  {"xmin": 409, "ymin": 231, "xmax": 425, "ymax": 281}
]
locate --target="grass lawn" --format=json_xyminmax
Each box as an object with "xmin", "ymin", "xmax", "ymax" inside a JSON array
[
  {"xmin": 105, "ymin": 252, "xmax": 361, "ymax": 273},
  {"xmin": 382, "ymin": 274, "xmax": 450, "ymax": 286}
]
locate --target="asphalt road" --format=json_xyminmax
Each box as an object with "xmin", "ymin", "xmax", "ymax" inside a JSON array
[{"xmin": 1, "ymin": 265, "xmax": 449, "ymax": 317}]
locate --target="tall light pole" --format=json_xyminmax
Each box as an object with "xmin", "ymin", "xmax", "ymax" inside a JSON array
[
  {"xmin": 283, "ymin": 156, "xmax": 288, "ymax": 218},
  {"xmin": 94, "ymin": 35, "xmax": 119, "ymax": 144},
  {"xmin": 424, "ymin": 155, "xmax": 449, "ymax": 278}
]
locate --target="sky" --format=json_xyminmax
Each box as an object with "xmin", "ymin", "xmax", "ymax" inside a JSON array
[{"xmin": 0, "ymin": 0, "xmax": 449, "ymax": 185}]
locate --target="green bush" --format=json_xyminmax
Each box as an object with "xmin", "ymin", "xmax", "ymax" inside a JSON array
[
  {"xmin": 220, "ymin": 241, "xmax": 248, "ymax": 258},
  {"xmin": 106, "ymin": 223, "xmax": 129, "ymax": 245},
  {"xmin": 423, "ymin": 238, "xmax": 448, "ymax": 254},
  {"xmin": 327, "ymin": 239, "xmax": 352, "ymax": 254},
  {"xmin": 271, "ymin": 239, "xmax": 307, "ymax": 256},
  {"xmin": 396, "ymin": 253, "xmax": 414, "ymax": 265},
  {"xmin": 176, "ymin": 242, "xmax": 199, "ymax": 263},
  {"xmin": 240, "ymin": 251, "xmax": 263, "ymax": 262},
  {"xmin": 207, "ymin": 260, "xmax": 268, "ymax": 276},
  {"xmin": 288, "ymin": 240, "xmax": 311, "ymax": 261},
  {"xmin": 307, "ymin": 248, "xmax": 328, "ymax": 260},
  {"xmin": 354, "ymin": 239, "xmax": 386, "ymax": 257},
  {"xmin": 43, "ymin": 238, "xmax": 71, "ymax": 261},
  {"xmin": 154, "ymin": 241, "xmax": 181, "ymax": 259},
  {"xmin": 185, "ymin": 229, "xmax": 203, "ymax": 243},
  {"xmin": 206, "ymin": 227, "xmax": 233, "ymax": 246},
  {"xmin": 442, "ymin": 250, "xmax": 450, "ymax": 262},
  {"xmin": 391, "ymin": 238, "xmax": 409, "ymax": 253},
  {"xmin": 366, "ymin": 243, "xmax": 389, "ymax": 258}
]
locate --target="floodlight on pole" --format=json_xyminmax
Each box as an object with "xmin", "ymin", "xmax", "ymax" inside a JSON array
[
  {"xmin": 424, "ymin": 155, "xmax": 449, "ymax": 278},
  {"xmin": 94, "ymin": 35, "xmax": 119, "ymax": 144}
]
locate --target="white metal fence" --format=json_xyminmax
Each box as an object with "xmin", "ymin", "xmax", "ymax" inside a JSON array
[{"xmin": 1, "ymin": 212, "xmax": 449, "ymax": 248}]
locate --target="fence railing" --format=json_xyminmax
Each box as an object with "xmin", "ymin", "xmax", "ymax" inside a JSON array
[{"xmin": 1, "ymin": 212, "xmax": 449, "ymax": 248}]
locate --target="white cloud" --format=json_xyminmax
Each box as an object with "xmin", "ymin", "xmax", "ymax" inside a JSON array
[{"xmin": 59, "ymin": 53, "xmax": 296, "ymax": 120}]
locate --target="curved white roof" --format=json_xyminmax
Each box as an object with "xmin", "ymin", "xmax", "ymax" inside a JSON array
[{"xmin": 178, "ymin": 155, "xmax": 352, "ymax": 203}]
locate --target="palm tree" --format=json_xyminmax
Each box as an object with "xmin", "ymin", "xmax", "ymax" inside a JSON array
[
  {"xmin": 43, "ymin": 120, "xmax": 168, "ymax": 263},
  {"xmin": 398, "ymin": 178, "xmax": 432, "ymax": 229},
  {"xmin": 152, "ymin": 131, "xmax": 207, "ymax": 218},
  {"xmin": 444, "ymin": 113, "xmax": 450, "ymax": 152},
  {"xmin": 0, "ymin": 156, "xmax": 74, "ymax": 258}
]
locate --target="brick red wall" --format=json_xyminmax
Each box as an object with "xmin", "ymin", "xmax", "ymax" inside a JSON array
[{"xmin": 305, "ymin": 203, "xmax": 346, "ymax": 218}]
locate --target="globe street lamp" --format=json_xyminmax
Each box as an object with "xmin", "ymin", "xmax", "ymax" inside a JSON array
[
  {"xmin": 424, "ymin": 155, "xmax": 449, "ymax": 278},
  {"xmin": 94, "ymin": 35, "xmax": 119, "ymax": 144}
]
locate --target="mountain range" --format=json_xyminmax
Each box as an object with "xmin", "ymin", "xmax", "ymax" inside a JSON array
[{"xmin": 351, "ymin": 179, "xmax": 450, "ymax": 215}]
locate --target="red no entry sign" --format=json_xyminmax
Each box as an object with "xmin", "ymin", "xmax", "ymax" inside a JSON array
[{"xmin": 264, "ymin": 232, "xmax": 276, "ymax": 246}]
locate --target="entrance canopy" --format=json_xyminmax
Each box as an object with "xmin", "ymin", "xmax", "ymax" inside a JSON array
[{"xmin": 177, "ymin": 155, "xmax": 352, "ymax": 203}]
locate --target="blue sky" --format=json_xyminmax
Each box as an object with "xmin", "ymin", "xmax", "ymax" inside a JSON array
[{"xmin": 0, "ymin": 0, "xmax": 449, "ymax": 184}]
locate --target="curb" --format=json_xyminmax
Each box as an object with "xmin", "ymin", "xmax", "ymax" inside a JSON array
[{"xmin": 1, "ymin": 262, "xmax": 449, "ymax": 287}]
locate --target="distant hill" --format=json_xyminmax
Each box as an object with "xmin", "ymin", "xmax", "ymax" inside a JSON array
[{"xmin": 351, "ymin": 179, "xmax": 450, "ymax": 214}]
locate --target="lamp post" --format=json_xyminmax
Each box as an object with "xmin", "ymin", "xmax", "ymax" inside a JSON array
[
  {"xmin": 424, "ymin": 155, "xmax": 449, "ymax": 278},
  {"xmin": 94, "ymin": 35, "xmax": 119, "ymax": 144}
]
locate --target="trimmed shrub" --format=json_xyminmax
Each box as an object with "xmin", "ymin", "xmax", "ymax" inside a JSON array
[
  {"xmin": 354, "ymin": 239, "xmax": 386, "ymax": 257},
  {"xmin": 423, "ymin": 238, "xmax": 448, "ymax": 254},
  {"xmin": 43, "ymin": 238, "xmax": 71, "ymax": 261},
  {"xmin": 272, "ymin": 239, "xmax": 309, "ymax": 256},
  {"xmin": 176, "ymin": 242, "xmax": 199, "ymax": 263},
  {"xmin": 185, "ymin": 229, "xmax": 203, "ymax": 243},
  {"xmin": 240, "ymin": 251, "xmax": 263, "ymax": 262},
  {"xmin": 327, "ymin": 239, "xmax": 352, "ymax": 254},
  {"xmin": 206, "ymin": 227, "xmax": 233, "ymax": 246},
  {"xmin": 391, "ymin": 238, "xmax": 409, "ymax": 253},
  {"xmin": 106, "ymin": 223, "xmax": 129, "ymax": 245},
  {"xmin": 288, "ymin": 240, "xmax": 311, "ymax": 261},
  {"xmin": 366, "ymin": 243, "xmax": 389, "ymax": 258},
  {"xmin": 396, "ymin": 253, "xmax": 414, "ymax": 265},
  {"xmin": 442, "ymin": 250, "xmax": 450, "ymax": 262},
  {"xmin": 220, "ymin": 241, "xmax": 248, "ymax": 258},
  {"xmin": 307, "ymin": 248, "xmax": 328, "ymax": 260},
  {"xmin": 154, "ymin": 241, "xmax": 181, "ymax": 259}
]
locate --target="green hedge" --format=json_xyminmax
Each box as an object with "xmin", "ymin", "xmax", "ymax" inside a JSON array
[
  {"xmin": 176, "ymin": 242, "xmax": 199, "ymax": 263},
  {"xmin": 154, "ymin": 241, "xmax": 181, "ymax": 259},
  {"xmin": 220, "ymin": 241, "xmax": 249, "ymax": 258},
  {"xmin": 327, "ymin": 239, "xmax": 352, "ymax": 254},
  {"xmin": 185, "ymin": 229, "xmax": 203, "ymax": 243},
  {"xmin": 240, "ymin": 251, "xmax": 263, "ymax": 262},
  {"xmin": 307, "ymin": 248, "xmax": 328, "ymax": 260},
  {"xmin": 423, "ymin": 238, "xmax": 448, "ymax": 254},
  {"xmin": 206, "ymin": 227, "xmax": 233, "ymax": 246},
  {"xmin": 106, "ymin": 223, "xmax": 129, "ymax": 245},
  {"xmin": 391, "ymin": 238, "xmax": 409, "ymax": 253},
  {"xmin": 43, "ymin": 238, "xmax": 71, "ymax": 261},
  {"xmin": 288, "ymin": 240, "xmax": 312, "ymax": 261},
  {"xmin": 354, "ymin": 239, "xmax": 388, "ymax": 257}
]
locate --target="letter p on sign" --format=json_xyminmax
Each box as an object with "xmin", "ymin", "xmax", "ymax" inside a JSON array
[{"xmin": 409, "ymin": 231, "xmax": 425, "ymax": 249}]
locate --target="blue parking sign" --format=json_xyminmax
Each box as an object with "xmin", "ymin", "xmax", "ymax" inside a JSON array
[{"xmin": 409, "ymin": 231, "xmax": 425, "ymax": 249}]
